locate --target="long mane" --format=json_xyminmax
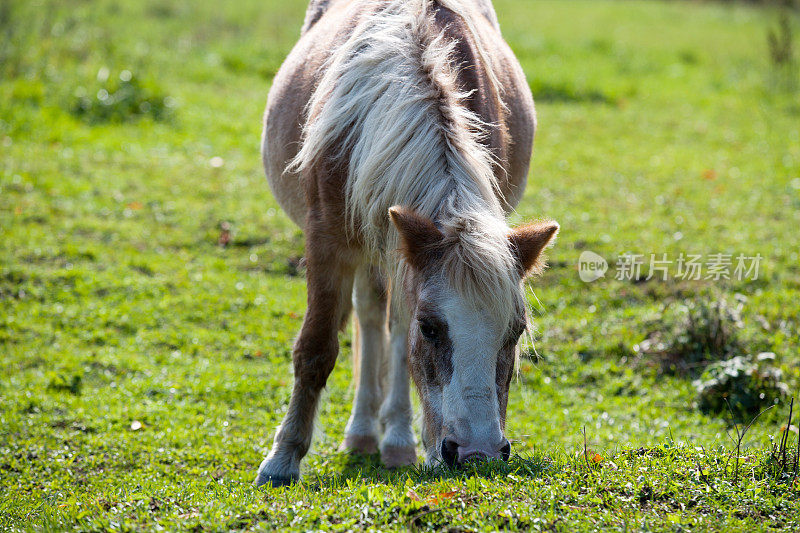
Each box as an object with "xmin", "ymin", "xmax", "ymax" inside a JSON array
[{"xmin": 291, "ymin": 0, "xmax": 521, "ymax": 321}]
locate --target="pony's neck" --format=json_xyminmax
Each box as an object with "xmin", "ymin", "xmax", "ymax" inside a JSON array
[{"xmin": 290, "ymin": 0, "xmax": 505, "ymax": 256}]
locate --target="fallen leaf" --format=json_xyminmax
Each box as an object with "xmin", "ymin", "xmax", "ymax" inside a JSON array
[
  {"xmin": 127, "ymin": 201, "xmax": 143, "ymax": 210},
  {"xmin": 702, "ymin": 169, "xmax": 717, "ymax": 180},
  {"xmin": 405, "ymin": 488, "xmax": 422, "ymax": 501},
  {"xmin": 427, "ymin": 490, "xmax": 458, "ymax": 504}
]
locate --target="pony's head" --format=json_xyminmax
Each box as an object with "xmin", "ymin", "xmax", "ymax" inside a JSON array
[{"xmin": 389, "ymin": 206, "xmax": 558, "ymax": 466}]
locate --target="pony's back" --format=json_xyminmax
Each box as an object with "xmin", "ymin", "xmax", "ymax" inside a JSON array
[{"xmin": 262, "ymin": 0, "xmax": 535, "ymax": 233}]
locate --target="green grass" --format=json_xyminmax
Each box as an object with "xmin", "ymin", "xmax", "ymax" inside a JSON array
[{"xmin": 2, "ymin": 0, "xmax": 800, "ymax": 530}]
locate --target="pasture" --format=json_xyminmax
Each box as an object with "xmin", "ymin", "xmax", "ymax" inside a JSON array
[{"xmin": 1, "ymin": 0, "xmax": 800, "ymax": 530}]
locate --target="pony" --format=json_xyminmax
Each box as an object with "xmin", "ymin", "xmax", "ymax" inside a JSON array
[{"xmin": 256, "ymin": 0, "xmax": 558, "ymax": 487}]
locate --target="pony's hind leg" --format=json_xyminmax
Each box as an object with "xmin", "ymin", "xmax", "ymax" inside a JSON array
[
  {"xmin": 255, "ymin": 235, "xmax": 355, "ymax": 487},
  {"xmin": 379, "ymin": 309, "xmax": 417, "ymax": 468},
  {"xmin": 341, "ymin": 264, "xmax": 388, "ymax": 454}
]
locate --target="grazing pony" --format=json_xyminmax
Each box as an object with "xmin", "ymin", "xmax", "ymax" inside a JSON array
[{"xmin": 257, "ymin": 0, "xmax": 558, "ymax": 486}]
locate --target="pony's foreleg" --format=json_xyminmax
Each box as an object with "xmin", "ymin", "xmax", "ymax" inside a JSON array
[
  {"xmin": 255, "ymin": 239, "xmax": 355, "ymax": 487},
  {"xmin": 341, "ymin": 264, "xmax": 388, "ymax": 454},
  {"xmin": 378, "ymin": 309, "xmax": 417, "ymax": 468}
]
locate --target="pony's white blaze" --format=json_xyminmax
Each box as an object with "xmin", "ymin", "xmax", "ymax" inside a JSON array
[
  {"xmin": 423, "ymin": 383, "xmax": 444, "ymax": 464},
  {"xmin": 440, "ymin": 290, "xmax": 506, "ymax": 460}
]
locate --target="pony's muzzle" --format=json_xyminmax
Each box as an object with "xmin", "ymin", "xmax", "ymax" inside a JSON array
[{"xmin": 440, "ymin": 438, "xmax": 511, "ymax": 467}]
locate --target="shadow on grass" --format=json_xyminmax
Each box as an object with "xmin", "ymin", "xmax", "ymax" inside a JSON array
[
  {"xmin": 252, "ymin": 453, "xmax": 558, "ymax": 531},
  {"xmin": 302, "ymin": 451, "xmax": 555, "ymax": 490}
]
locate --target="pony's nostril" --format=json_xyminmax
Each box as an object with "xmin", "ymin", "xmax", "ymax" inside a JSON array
[
  {"xmin": 500, "ymin": 439, "xmax": 511, "ymax": 462},
  {"xmin": 440, "ymin": 438, "xmax": 459, "ymax": 467}
]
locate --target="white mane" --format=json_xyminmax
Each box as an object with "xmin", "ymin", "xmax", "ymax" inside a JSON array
[{"xmin": 291, "ymin": 0, "xmax": 520, "ymax": 322}]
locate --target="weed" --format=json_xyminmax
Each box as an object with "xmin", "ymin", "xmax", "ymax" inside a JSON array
[
  {"xmin": 46, "ymin": 374, "xmax": 83, "ymax": 396},
  {"xmin": 71, "ymin": 69, "xmax": 174, "ymax": 124},
  {"xmin": 768, "ymin": 13, "xmax": 794, "ymax": 66},
  {"xmin": 528, "ymin": 79, "xmax": 614, "ymax": 104},
  {"xmin": 694, "ymin": 353, "xmax": 789, "ymax": 418},
  {"xmin": 637, "ymin": 295, "xmax": 745, "ymax": 375},
  {"xmin": 767, "ymin": 0, "xmax": 798, "ymax": 90},
  {"xmin": 762, "ymin": 397, "xmax": 800, "ymax": 480}
]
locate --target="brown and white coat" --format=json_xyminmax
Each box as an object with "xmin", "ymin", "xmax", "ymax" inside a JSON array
[{"xmin": 256, "ymin": 0, "xmax": 557, "ymax": 486}]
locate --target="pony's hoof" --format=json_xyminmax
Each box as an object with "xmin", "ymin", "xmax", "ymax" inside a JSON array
[
  {"xmin": 255, "ymin": 456, "xmax": 299, "ymax": 488},
  {"xmin": 254, "ymin": 472, "xmax": 297, "ymax": 488},
  {"xmin": 381, "ymin": 445, "xmax": 417, "ymax": 468},
  {"xmin": 340, "ymin": 434, "xmax": 379, "ymax": 454}
]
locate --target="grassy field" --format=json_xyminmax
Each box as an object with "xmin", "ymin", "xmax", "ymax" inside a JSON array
[{"xmin": 2, "ymin": 0, "xmax": 800, "ymax": 530}]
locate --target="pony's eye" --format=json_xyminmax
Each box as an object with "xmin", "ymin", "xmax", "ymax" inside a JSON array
[{"xmin": 418, "ymin": 320, "xmax": 439, "ymax": 342}]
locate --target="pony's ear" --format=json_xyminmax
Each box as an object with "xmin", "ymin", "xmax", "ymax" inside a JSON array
[
  {"xmin": 508, "ymin": 220, "xmax": 559, "ymax": 276},
  {"xmin": 388, "ymin": 206, "xmax": 444, "ymax": 270}
]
